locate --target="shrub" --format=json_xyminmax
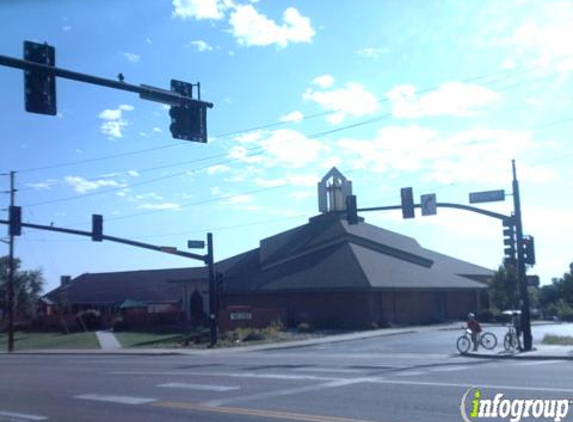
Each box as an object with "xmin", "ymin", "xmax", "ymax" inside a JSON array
[
  {"xmin": 242, "ymin": 329, "xmax": 265, "ymax": 342},
  {"xmin": 477, "ymin": 309, "xmax": 497, "ymax": 323},
  {"xmin": 112, "ymin": 317, "xmax": 128, "ymax": 332},
  {"xmin": 297, "ymin": 322, "xmax": 313, "ymax": 333},
  {"xmin": 76, "ymin": 309, "xmax": 102, "ymax": 331}
]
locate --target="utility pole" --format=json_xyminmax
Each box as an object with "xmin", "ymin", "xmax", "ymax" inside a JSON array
[
  {"xmin": 512, "ymin": 160, "xmax": 533, "ymax": 351},
  {"xmin": 6, "ymin": 171, "xmax": 16, "ymax": 353}
]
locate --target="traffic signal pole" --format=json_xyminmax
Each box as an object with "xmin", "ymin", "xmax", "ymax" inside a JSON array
[
  {"xmin": 206, "ymin": 233, "xmax": 217, "ymax": 347},
  {"xmin": 6, "ymin": 171, "xmax": 16, "ymax": 353},
  {"xmin": 512, "ymin": 160, "xmax": 533, "ymax": 351}
]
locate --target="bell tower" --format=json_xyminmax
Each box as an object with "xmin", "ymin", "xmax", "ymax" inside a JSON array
[{"xmin": 317, "ymin": 167, "xmax": 353, "ymax": 213}]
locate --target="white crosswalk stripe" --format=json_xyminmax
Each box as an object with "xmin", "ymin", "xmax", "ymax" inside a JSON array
[
  {"xmin": 0, "ymin": 411, "xmax": 47, "ymax": 421},
  {"xmin": 74, "ymin": 394, "xmax": 157, "ymax": 405},
  {"xmin": 158, "ymin": 383, "xmax": 240, "ymax": 392}
]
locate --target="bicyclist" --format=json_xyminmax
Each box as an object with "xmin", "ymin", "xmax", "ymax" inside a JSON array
[{"xmin": 467, "ymin": 312, "xmax": 482, "ymax": 351}]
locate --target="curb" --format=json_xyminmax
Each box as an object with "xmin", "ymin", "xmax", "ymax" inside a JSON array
[
  {"xmin": 462, "ymin": 351, "xmax": 573, "ymax": 361},
  {"xmin": 1, "ymin": 328, "xmax": 420, "ymax": 356}
]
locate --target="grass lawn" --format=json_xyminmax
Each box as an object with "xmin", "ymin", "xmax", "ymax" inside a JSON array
[
  {"xmin": 0, "ymin": 331, "xmax": 100, "ymax": 350},
  {"xmin": 114, "ymin": 332, "xmax": 186, "ymax": 348},
  {"xmin": 542, "ymin": 334, "xmax": 573, "ymax": 345}
]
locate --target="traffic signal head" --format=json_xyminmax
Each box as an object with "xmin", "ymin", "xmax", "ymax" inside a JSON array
[
  {"xmin": 24, "ymin": 41, "xmax": 57, "ymax": 115},
  {"xmin": 523, "ymin": 235, "xmax": 536, "ymax": 266},
  {"xmin": 346, "ymin": 195, "xmax": 358, "ymax": 225},
  {"xmin": 502, "ymin": 217, "xmax": 516, "ymax": 266},
  {"xmin": 91, "ymin": 214, "xmax": 103, "ymax": 242},
  {"xmin": 401, "ymin": 187, "xmax": 415, "ymax": 219},
  {"xmin": 169, "ymin": 79, "xmax": 208, "ymax": 142},
  {"xmin": 9, "ymin": 206, "xmax": 22, "ymax": 237}
]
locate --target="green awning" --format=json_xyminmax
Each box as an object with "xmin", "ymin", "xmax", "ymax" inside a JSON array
[{"xmin": 119, "ymin": 298, "xmax": 147, "ymax": 309}]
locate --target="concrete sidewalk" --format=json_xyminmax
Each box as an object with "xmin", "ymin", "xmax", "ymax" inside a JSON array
[
  {"xmin": 468, "ymin": 344, "xmax": 573, "ymax": 360},
  {"xmin": 5, "ymin": 323, "xmax": 573, "ymax": 359},
  {"xmin": 95, "ymin": 330, "xmax": 122, "ymax": 350}
]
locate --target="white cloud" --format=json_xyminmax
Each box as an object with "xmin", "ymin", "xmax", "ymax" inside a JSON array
[
  {"xmin": 225, "ymin": 194, "xmax": 253, "ymax": 205},
  {"xmin": 228, "ymin": 144, "xmax": 266, "ymax": 164},
  {"xmin": 27, "ymin": 180, "xmax": 58, "ymax": 190},
  {"xmin": 501, "ymin": 59, "xmax": 516, "ymax": 70},
  {"xmin": 357, "ymin": 47, "xmax": 389, "ymax": 59},
  {"xmin": 153, "ymin": 127, "xmax": 163, "ymax": 133},
  {"xmin": 137, "ymin": 202, "xmax": 181, "ymax": 211},
  {"xmin": 279, "ymin": 110, "xmax": 304, "ymax": 123},
  {"xmin": 229, "ymin": 5, "xmax": 315, "ymax": 48},
  {"xmin": 122, "ymin": 52, "xmax": 140, "ymax": 63},
  {"xmin": 290, "ymin": 191, "xmax": 314, "ymax": 201},
  {"xmin": 312, "ymin": 74, "xmax": 335, "ymax": 89},
  {"xmin": 337, "ymin": 125, "xmax": 554, "ymax": 185},
  {"xmin": 98, "ymin": 104, "xmax": 134, "ymax": 139},
  {"xmin": 304, "ymin": 82, "xmax": 380, "ymax": 124},
  {"xmin": 172, "ymin": 0, "xmax": 228, "ymax": 20},
  {"xmin": 253, "ymin": 173, "xmax": 317, "ymax": 188},
  {"xmin": 229, "ymin": 129, "xmax": 326, "ymax": 170},
  {"xmin": 65, "ymin": 176, "xmax": 124, "ymax": 194},
  {"xmin": 386, "ymin": 82, "xmax": 501, "ymax": 119},
  {"xmin": 186, "ymin": 40, "xmax": 214, "ymax": 52},
  {"xmin": 206, "ymin": 164, "xmax": 231, "ymax": 175}
]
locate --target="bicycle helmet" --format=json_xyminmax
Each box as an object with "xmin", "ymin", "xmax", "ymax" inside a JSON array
[{"xmin": 468, "ymin": 312, "xmax": 475, "ymax": 319}]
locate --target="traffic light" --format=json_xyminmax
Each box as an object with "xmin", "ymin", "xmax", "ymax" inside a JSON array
[
  {"xmin": 9, "ymin": 206, "xmax": 22, "ymax": 237},
  {"xmin": 502, "ymin": 217, "xmax": 516, "ymax": 266},
  {"xmin": 346, "ymin": 195, "xmax": 359, "ymax": 225},
  {"xmin": 401, "ymin": 187, "xmax": 415, "ymax": 219},
  {"xmin": 523, "ymin": 235, "xmax": 536, "ymax": 266},
  {"xmin": 24, "ymin": 41, "xmax": 57, "ymax": 115},
  {"xmin": 169, "ymin": 80, "xmax": 208, "ymax": 142},
  {"xmin": 92, "ymin": 214, "xmax": 103, "ymax": 242}
]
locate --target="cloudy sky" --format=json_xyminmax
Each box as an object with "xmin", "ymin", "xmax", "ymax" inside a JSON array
[{"xmin": 1, "ymin": 0, "xmax": 572, "ymax": 293}]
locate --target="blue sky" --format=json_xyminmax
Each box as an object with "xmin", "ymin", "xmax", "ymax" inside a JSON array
[{"xmin": 1, "ymin": 0, "xmax": 572, "ymax": 294}]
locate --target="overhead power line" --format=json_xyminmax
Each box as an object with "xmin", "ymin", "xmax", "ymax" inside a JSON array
[{"xmin": 12, "ymin": 54, "xmax": 573, "ymax": 176}]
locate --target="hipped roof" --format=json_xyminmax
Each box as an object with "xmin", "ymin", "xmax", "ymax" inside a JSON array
[{"xmin": 221, "ymin": 213, "xmax": 492, "ymax": 293}]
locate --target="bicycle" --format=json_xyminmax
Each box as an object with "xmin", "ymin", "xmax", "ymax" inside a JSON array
[
  {"xmin": 456, "ymin": 328, "xmax": 498, "ymax": 354},
  {"xmin": 503, "ymin": 325, "xmax": 520, "ymax": 351}
]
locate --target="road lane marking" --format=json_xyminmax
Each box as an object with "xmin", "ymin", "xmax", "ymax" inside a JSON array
[
  {"xmin": 109, "ymin": 370, "xmax": 339, "ymax": 382},
  {"xmin": 292, "ymin": 367, "xmax": 367, "ymax": 374},
  {"xmin": 512, "ymin": 360, "xmax": 563, "ymax": 366},
  {"xmin": 158, "ymin": 383, "xmax": 240, "ymax": 392},
  {"xmin": 394, "ymin": 371, "xmax": 427, "ymax": 376},
  {"xmin": 203, "ymin": 378, "xmax": 371, "ymax": 407},
  {"xmin": 0, "ymin": 411, "xmax": 47, "ymax": 421},
  {"xmin": 74, "ymin": 394, "xmax": 157, "ymax": 405},
  {"xmin": 153, "ymin": 402, "xmax": 382, "ymax": 422},
  {"xmin": 427, "ymin": 365, "xmax": 469, "ymax": 372},
  {"xmin": 367, "ymin": 378, "xmax": 573, "ymax": 393}
]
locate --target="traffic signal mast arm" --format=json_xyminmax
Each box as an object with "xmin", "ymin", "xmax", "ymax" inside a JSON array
[
  {"xmin": 0, "ymin": 218, "xmax": 207, "ymax": 263},
  {"xmin": 0, "ymin": 53, "xmax": 214, "ymax": 109},
  {"xmin": 357, "ymin": 202, "xmax": 510, "ymax": 221}
]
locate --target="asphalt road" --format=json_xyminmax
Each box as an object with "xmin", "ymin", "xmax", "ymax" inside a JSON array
[{"xmin": 1, "ymin": 324, "xmax": 572, "ymax": 422}]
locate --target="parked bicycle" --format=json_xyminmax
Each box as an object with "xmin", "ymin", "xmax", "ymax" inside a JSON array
[
  {"xmin": 457, "ymin": 327, "xmax": 498, "ymax": 354},
  {"xmin": 503, "ymin": 325, "xmax": 520, "ymax": 351}
]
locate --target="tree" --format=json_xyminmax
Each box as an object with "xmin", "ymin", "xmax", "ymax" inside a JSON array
[
  {"xmin": 555, "ymin": 263, "xmax": 573, "ymax": 304},
  {"xmin": 490, "ymin": 264, "xmax": 519, "ymax": 310},
  {"xmin": 0, "ymin": 256, "xmax": 44, "ymax": 320}
]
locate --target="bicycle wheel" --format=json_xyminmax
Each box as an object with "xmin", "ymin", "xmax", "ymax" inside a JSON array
[
  {"xmin": 504, "ymin": 331, "xmax": 517, "ymax": 351},
  {"xmin": 480, "ymin": 332, "xmax": 498, "ymax": 350},
  {"xmin": 457, "ymin": 335, "xmax": 471, "ymax": 354}
]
